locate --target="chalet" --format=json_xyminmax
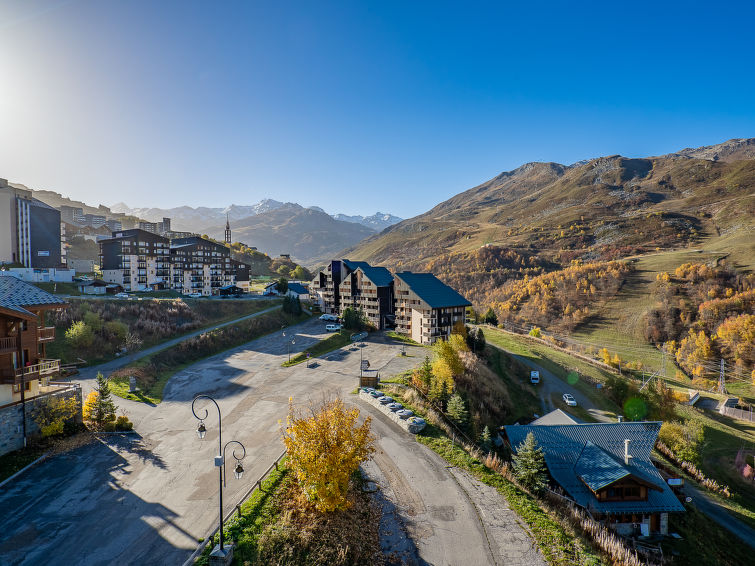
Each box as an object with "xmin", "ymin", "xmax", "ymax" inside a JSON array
[
  {"xmin": 286, "ymin": 282, "xmax": 309, "ymax": 301},
  {"xmin": 504, "ymin": 414, "xmax": 685, "ymax": 537},
  {"xmin": 0, "ymin": 276, "xmax": 78, "ymax": 454}
]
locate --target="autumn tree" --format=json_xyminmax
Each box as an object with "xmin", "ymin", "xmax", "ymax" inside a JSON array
[
  {"xmin": 82, "ymin": 390, "xmax": 98, "ymax": 422},
  {"xmin": 33, "ymin": 396, "xmax": 80, "ymax": 437},
  {"xmin": 284, "ymin": 397, "xmax": 375, "ymax": 512}
]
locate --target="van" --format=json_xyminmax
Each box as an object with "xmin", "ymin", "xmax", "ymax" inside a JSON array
[{"xmin": 530, "ymin": 370, "xmax": 540, "ymax": 384}]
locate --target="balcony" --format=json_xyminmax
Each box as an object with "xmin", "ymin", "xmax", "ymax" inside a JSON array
[
  {"xmin": 0, "ymin": 359, "xmax": 61, "ymax": 384},
  {"xmin": 38, "ymin": 327, "xmax": 56, "ymax": 342},
  {"xmin": 0, "ymin": 336, "xmax": 18, "ymax": 354}
]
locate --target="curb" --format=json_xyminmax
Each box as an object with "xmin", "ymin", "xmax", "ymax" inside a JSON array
[{"xmin": 0, "ymin": 452, "xmax": 50, "ymax": 489}]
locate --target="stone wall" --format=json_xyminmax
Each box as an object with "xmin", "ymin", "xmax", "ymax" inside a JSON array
[{"xmin": 0, "ymin": 385, "xmax": 82, "ymax": 456}]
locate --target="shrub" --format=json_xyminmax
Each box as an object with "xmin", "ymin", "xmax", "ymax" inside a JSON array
[
  {"xmin": 32, "ymin": 395, "xmax": 80, "ymax": 438},
  {"xmin": 284, "ymin": 397, "xmax": 374, "ymax": 512},
  {"xmin": 658, "ymin": 420, "xmax": 704, "ymax": 464},
  {"xmin": 114, "ymin": 415, "xmax": 133, "ymax": 431},
  {"xmin": 82, "ymin": 391, "xmax": 98, "ymax": 421},
  {"xmin": 65, "ymin": 321, "xmax": 94, "ymax": 350}
]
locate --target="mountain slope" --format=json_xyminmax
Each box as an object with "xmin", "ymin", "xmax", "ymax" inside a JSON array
[
  {"xmin": 206, "ymin": 204, "xmax": 376, "ymax": 265},
  {"xmin": 345, "ymin": 138, "xmax": 755, "ymax": 274}
]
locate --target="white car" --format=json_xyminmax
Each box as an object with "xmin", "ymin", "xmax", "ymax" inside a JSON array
[
  {"xmin": 186, "ymin": 292, "xmax": 202, "ymax": 298},
  {"xmin": 562, "ymin": 393, "xmax": 577, "ymax": 407},
  {"xmin": 114, "ymin": 292, "xmax": 129, "ymax": 299},
  {"xmin": 319, "ymin": 314, "xmax": 338, "ymax": 321},
  {"xmin": 325, "ymin": 324, "xmax": 342, "ymax": 332}
]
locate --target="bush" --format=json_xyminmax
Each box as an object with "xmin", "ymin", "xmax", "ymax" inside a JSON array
[
  {"xmin": 658, "ymin": 420, "xmax": 704, "ymax": 464},
  {"xmin": 114, "ymin": 415, "xmax": 133, "ymax": 431},
  {"xmin": 103, "ymin": 422, "xmax": 117, "ymax": 432}
]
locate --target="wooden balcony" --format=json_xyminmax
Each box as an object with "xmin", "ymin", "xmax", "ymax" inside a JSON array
[
  {"xmin": 38, "ymin": 327, "xmax": 56, "ymax": 342},
  {"xmin": 0, "ymin": 359, "xmax": 61, "ymax": 384},
  {"xmin": 0, "ymin": 336, "xmax": 18, "ymax": 354}
]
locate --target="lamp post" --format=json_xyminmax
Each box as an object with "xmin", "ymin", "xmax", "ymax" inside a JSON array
[
  {"xmin": 283, "ymin": 331, "xmax": 295, "ymax": 362},
  {"xmin": 192, "ymin": 395, "xmax": 246, "ymax": 562}
]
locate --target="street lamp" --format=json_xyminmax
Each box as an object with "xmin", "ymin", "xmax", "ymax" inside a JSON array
[
  {"xmin": 191, "ymin": 394, "xmax": 247, "ymax": 561},
  {"xmin": 283, "ymin": 331, "xmax": 295, "ymax": 362}
]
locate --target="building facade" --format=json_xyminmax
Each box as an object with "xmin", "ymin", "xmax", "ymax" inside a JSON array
[
  {"xmin": 0, "ymin": 180, "xmax": 65, "ymax": 269},
  {"xmin": 99, "ymin": 229, "xmax": 171, "ymax": 291},
  {"xmin": 311, "ymin": 260, "xmax": 469, "ymax": 342},
  {"xmin": 169, "ymin": 236, "xmax": 236, "ymax": 296}
]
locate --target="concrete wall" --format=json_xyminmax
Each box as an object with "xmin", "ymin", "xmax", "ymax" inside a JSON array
[
  {"xmin": 0, "ymin": 188, "xmax": 16, "ymax": 264},
  {"xmin": 0, "ymin": 385, "xmax": 82, "ymax": 456}
]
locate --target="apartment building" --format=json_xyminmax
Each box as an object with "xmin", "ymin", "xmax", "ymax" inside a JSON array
[
  {"xmin": 99, "ymin": 229, "xmax": 171, "ymax": 291},
  {"xmin": 169, "ymin": 236, "xmax": 235, "ymax": 296},
  {"xmin": 0, "ymin": 180, "xmax": 65, "ymax": 269},
  {"xmin": 393, "ymin": 272, "xmax": 471, "ymax": 344},
  {"xmin": 139, "ymin": 218, "xmax": 171, "ymax": 235},
  {"xmin": 311, "ymin": 259, "xmax": 470, "ymax": 342},
  {"xmin": 337, "ymin": 261, "xmax": 394, "ymax": 329}
]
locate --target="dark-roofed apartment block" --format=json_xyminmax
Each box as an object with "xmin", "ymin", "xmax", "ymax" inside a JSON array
[
  {"xmin": 504, "ymin": 413, "xmax": 684, "ymax": 537},
  {"xmin": 311, "ymin": 260, "xmax": 470, "ymax": 341},
  {"xmin": 99, "ymin": 229, "xmax": 171, "ymax": 292}
]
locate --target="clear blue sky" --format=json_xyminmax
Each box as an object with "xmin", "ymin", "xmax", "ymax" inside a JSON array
[{"xmin": 1, "ymin": 0, "xmax": 753, "ymax": 218}]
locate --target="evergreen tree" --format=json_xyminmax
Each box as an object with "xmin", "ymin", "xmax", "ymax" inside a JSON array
[
  {"xmin": 480, "ymin": 425, "xmax": 492, "ymax": 452},
  {"xmin": 446, "ymin": 393, "xmax": 469, "ymax": 429},
  {"xmin": 417, "ymin": 356, "xmax": 433, "ymax": 392},
  {"xmin": 91, "ymin": 372, "xmax": 117, "ymax": 427},
  {"xmin": 475, "ymin": 327, "xmax": 486, "ymax": 351},
  {"xmin": 483, "ymin": 307, "xmax": 498, "ymax": 326},
  {"xmin": 512, "ymin": 432, "xmax": 548, "ymax": 492}
]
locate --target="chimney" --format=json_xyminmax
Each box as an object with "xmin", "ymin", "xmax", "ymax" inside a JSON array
[{"xmin": 624, "ymin": 439, "xmax": 633, "ymax": 466}]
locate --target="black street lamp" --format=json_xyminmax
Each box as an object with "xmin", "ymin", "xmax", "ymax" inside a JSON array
[
  {"xmin": 192, "ymin": 394, "xmax": 246, "ymax": 561},
  {"xmin": 283, "ymin": 331, "xmax": 295, "ymax": 362}
]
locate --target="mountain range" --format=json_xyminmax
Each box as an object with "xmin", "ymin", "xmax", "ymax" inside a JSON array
[
  {"xmin": 110, "ymin": 200, "xmax": 402, "ymax": 233},
  {"xmin": 344, "ymin": 138, "xmax": 755, "ymax": 276}
]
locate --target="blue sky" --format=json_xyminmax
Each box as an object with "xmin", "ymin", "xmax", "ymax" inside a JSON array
[{"xmin": 1, "ymin": 1, "xmax": 753, "ymax": 218}]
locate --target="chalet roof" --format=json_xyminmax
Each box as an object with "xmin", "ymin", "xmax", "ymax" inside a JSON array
[
  {"xmin": 504, "ymin": 422, "xmax": 684, "ymax": 515},
  {"xmin": 395, "ymin": 272, "xmax": 472, "ymax": 309},
  {"xmin": 0, "ymin": 276, "xmax": 67, "ymax": 319},
  {"xmin": 531, "ymin": 409, "xmax": 579, "ymax": 425}
]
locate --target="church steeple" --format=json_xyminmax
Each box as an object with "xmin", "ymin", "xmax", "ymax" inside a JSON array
[{"xmin": 224, "ymin": 213, "xmax": 232, "ymax": 245}]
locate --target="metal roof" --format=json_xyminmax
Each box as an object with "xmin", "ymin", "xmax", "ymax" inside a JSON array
[
  {"xmin": 395, "ymin": 272, "xmax": 472, "ymax": 309},
  {"xmin": 0, "ymin": 275, "xmax": 67, "ymax": 318},
  {"xmin": 505, "ymin": 422, "xmax": 684, "ymax": 514},
  {"xmin": 531, "ymin": 409, "xmax": 580, "ymax": 425},
  {"xmin": 287, "ymin": 283, "xmax": 309, "ymax": 295}
]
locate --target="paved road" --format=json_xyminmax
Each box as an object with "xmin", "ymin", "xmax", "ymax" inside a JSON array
[{"xmin": 0, "ymin": 319, "xmax": 547, "ymax": 566}]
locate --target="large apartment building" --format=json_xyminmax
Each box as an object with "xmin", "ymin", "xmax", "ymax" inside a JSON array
[
  {"xmin": 0, "ymin": 180, "xmax": 65, "ymax": 269},
  {"xmin": 99, "ymin": 229, "xmax": 171, "ymax": 291},
  {"xmin": 99, "ymin": 231, "xmax": 248, "ymax": 295},
  {"xmin": 170, "ymin": 236, "xmax": 235, "ymax": 296},
  {"xmin": 311, "ymin": 260, "xmax": 471, "ymax": 343}
]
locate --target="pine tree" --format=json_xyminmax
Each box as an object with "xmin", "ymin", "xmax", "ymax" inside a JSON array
[
  {"xmin": 446, "ymin": 393, "xmax": 468, "ymax": 429},
  {"xmin": 483, "ymin": 307, "xmax": 498, "ymax": 326},
  {"xmin": 512, "ymin": 432, "xmax": 547, "ymax": 492},
  {"xmin": 91, "ymin": 372, "xmax": 117, "ymax": 428},
  {"xmin": 480, "ymin": 425, "xmax": 492, "ymax": 451}
]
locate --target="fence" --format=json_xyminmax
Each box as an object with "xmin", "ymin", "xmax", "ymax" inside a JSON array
[
  {"xmin": 721, "ymin": 405, "xmax": 754, "ymax": 422},
  {"xmin": 181, "ymin": 450, "xmax": 287, "ymax": 566}
]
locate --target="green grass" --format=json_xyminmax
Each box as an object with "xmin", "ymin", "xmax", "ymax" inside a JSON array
[
  {"xmin": 34, "ymin": 282, "xmax": 82, "ymax": 295},
  {"xmin": 196, "ymin": 461, "xmax": 290, "ymax": 565},
  {"xmin": 483, "ymin": 345, "xmax": 541, "ymax": 423},
  {"xmin": 0, "ymin": 444, "xmax": 47, "ymax": 483},
  {"xmin": 385, "ymin": 331, "xmax": 421, "ymax": 345},
  {"xmin": 281, "ymin": 332, "xmax": 352, "ymax": 367}
]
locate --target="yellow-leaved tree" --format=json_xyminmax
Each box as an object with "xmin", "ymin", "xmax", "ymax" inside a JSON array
[
  {"xmin": 82, "ymin": 390, "xmax": 98, "ymax": 422},
  {"xmin": 284, "ymin": 397, "xmax": 375, "ymax": 512}
]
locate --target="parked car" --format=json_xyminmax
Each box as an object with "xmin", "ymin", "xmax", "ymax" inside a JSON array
[
  {"xmin": 187, "ymin": 292, "xmax": 202, "ymax": 298},
  {"xmin": 562, "ymin": 393, "xmax": 577, "ymax": 406},
  {"xmin": 114, "ymin": 292, "xmax": 129, "ymax": 299},
  {"xmin": 319, "ymin": 314, "xmax": 338, "ymax": 321},
  {"xmin": 325, "ymin": 324, "xmax": 342, "ymax": 332},
  {"xmin": 530, "ymin": 370, "xmax": 540, "ymax": 384}
]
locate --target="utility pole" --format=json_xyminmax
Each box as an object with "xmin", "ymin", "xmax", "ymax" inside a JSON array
[{"xmin": 718, "ymin": 359, "xmax": 726, "ymax": 395}]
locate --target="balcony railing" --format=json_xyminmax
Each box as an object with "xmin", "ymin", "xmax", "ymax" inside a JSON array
[
  {"xmin": 0, "ymin": 336, "xmax": 18, "ymax": 354},
  {"xmin": 0, "ymin": 359, "xmax": 61, "ymax": 384},
  {"xmin": 38, "ymin": 327, "xmax": 56, "ymax": 342}
]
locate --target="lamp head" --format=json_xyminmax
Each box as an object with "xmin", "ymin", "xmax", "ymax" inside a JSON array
[
  {"xmin": 196, "ymin": 421, "xmax": 206, "ymax": 440},
  {"xmin": 234, "ymin": 462, "xmax": 244, "ymax": 480}
]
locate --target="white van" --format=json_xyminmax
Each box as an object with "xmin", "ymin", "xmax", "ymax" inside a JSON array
[{"xmin": 530, "ymin": 370, "xmax": 540, "ymax": 384}]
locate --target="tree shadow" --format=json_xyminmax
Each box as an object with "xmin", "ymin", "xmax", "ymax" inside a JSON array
[{"xmin": 101, "ymin": 432, "xmax": 168, "ymax": 470}]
